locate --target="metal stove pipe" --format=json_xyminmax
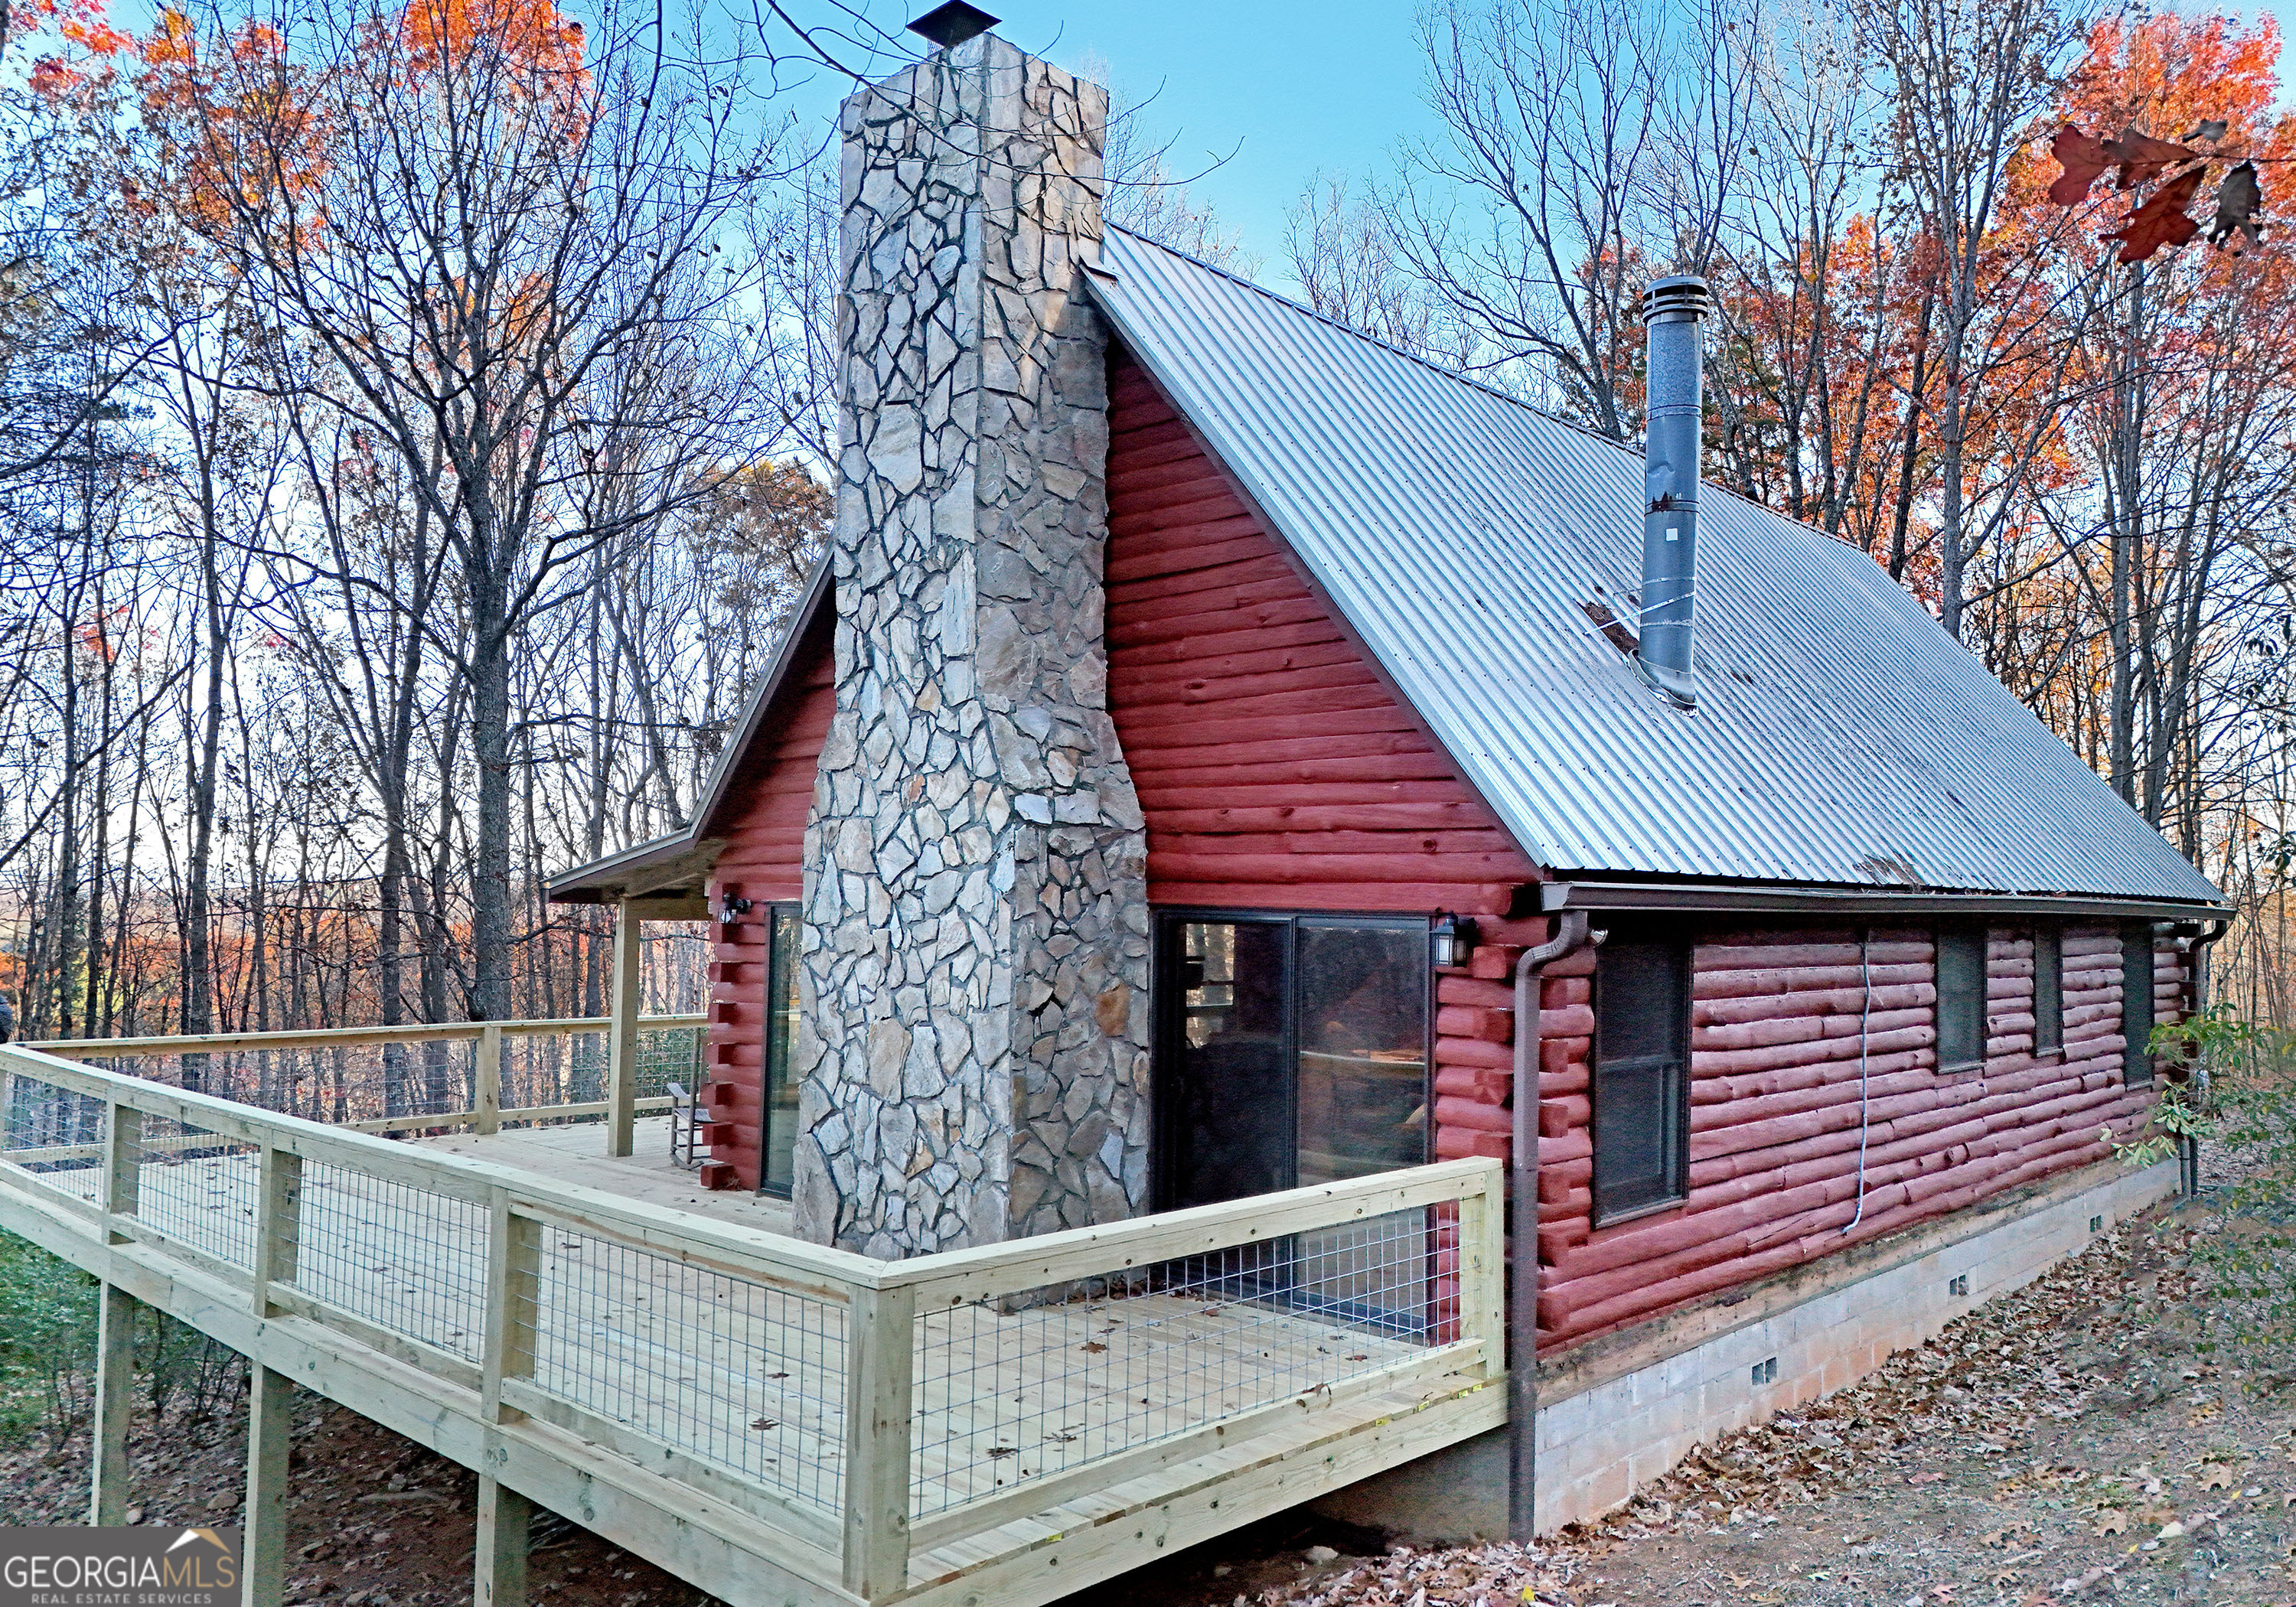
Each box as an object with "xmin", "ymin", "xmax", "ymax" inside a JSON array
[{"xmin": 1639, "ymin": 275, "xmax": 1710, "ymax": 709}]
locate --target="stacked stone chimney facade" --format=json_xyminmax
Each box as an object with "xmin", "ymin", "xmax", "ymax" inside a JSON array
[{"xmin": 790, "ymin": 37, "xmax": 1152, "ymax": 1255}]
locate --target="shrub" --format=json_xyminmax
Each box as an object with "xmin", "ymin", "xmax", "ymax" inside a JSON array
[
  {"xmin": 0, "ymin": 1228, "xmax": 245, "ymax": 1443},
  {"xmin": 2133, "ymin": 1008, "xmax": 2296, "ymax": 1372},
  {"xmin": 0, "ymin": 1229, "xmax": 97, "ymax": 1440}
]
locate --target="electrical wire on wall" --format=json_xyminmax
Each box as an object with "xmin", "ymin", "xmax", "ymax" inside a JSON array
[{"xmin": 1843, "ymin": 925, "xmax": 1874, "ymax": 1235}]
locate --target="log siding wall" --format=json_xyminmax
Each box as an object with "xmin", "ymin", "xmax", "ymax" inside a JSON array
[
  {"xmin": 680, "ymin": 340, "xmax": 2200, "ymax": 1349},
  {"xmin": 1430, "ymin": 922, "xmax": 2187, "ymax": 1353},
  {"xmin": 1104, "ymin": 350, "xmax": 1540, "ymax": 914},
  {"xmin": 699, "ymin": 619, "xmax": 836, "ymax": 1189}
]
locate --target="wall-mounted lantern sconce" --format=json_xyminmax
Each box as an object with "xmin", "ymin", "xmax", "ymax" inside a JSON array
[
  {"xmin": 1430, "ymin": 911, "xmax": 1478, "ymax": 970},
  {"xmin": 717, "ymin": 893, "xmax": 754, "ymax": 927}
]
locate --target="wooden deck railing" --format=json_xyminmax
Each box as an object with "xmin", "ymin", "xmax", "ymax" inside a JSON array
[
  {"xmin": 0, "ymin": 1040, "xmax": 1505, "ymax": 1604},
  {"xmin": 24, "ymin": 1015, "xmax": 709, "ymax": 1138}
]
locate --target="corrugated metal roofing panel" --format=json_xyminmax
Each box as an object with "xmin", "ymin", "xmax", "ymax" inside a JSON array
[{"xmin": 1089, "ymin": 228, "xmax": 2223, "ymax": 906}]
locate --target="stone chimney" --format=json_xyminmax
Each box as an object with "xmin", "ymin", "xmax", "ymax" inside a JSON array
[{"xmin": 791, "ymin": 33, "xmax": 1151, "ymax": 1255}]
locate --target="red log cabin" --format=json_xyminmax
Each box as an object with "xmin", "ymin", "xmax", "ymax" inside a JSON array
[{"xmin": 550, "ymin": 54, "xmax": 2224, "ymax": 1531}]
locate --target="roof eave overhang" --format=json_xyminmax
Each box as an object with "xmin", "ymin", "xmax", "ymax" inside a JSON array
[
  {"xmin": 546, "ymin": 833, "xmax": 725, "ymax": 908},
  {"xmin": 1541, "ymin": 877, "xmax": 2231, "ymax": 925}
]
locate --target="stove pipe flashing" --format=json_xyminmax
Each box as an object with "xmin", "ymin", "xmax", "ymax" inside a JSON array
[{"xmin": 1639, "ymin": 275, "xmax": 1709, "ymax": 709}]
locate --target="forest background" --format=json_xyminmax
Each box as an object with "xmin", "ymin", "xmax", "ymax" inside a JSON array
[{"xmin": 2, "ymin": 0, "xmax": 2290, "ymax": 1048}]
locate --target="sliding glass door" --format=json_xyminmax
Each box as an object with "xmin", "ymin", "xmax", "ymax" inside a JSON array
[
  {"xmin": 757, "ymin": 904, "xmax": 801, "ymax": 1199},
  {"xmin": 1154, "ymin": 912, "xmax": 1432, "ymax": 1330},
  {"xmin": 1155, "ymin": 913, "xmax": 1429, "ymax": 1208}
]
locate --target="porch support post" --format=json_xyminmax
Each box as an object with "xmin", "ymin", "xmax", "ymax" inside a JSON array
[
  {"xmin": 474, "ymin": 1475, "xmax": 532, "ymax": 1607},
  {"xmin": 242, "ymin": 1364, "xmax": 293, "ymax": 1607},
  {"xmin": 605, "ymin": 897, "xmax": 641, "ymax": 1158},
  {"xmin": 90, "ymin": 1282, "xmax": 136, "ymax": 1526}
]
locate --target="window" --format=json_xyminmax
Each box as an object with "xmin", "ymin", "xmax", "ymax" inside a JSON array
[
  {"xmin": 1935, "ymin": 928, "xmax": 1987, "ymax": 1072},
  {"xmin": 1593, "ymin": 934, "xmax": 1689, "ymax": 1223},
  {"xmin": 2122, "ymin": 924, "xmax": 2156, "ymax": 1086},
  {"xmin": 2031, "ymin": 926, "xmax": 2063, "ymax": 1056},
  {"xmin": 1155, "ymin": 914, "xmax": 1428, "ymax": 1211}
]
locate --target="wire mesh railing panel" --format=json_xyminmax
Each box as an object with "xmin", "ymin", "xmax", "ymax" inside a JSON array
[
  {"xmin": 293, "ymin": 1163, "xmax": 491, "ymax": 1361},
  {"xmin": 127, "ymin": 1118, "xmax": 261, "ymax": 1272},
  {"xmin": 496, "ymin": 1025, "xmax": 699, "ymax": 1126},
  {"xmin": 634, "ymin": 1026, "xmax": 705, "ymax": 1103},
  {"xmin": 0, "ymin": 1067, "xmax": 106, "ymax": 1204},
  {"xmin": 910, "ymin": 1207, "xmax": 1439, "ymax": 1521},
  {"xmin": 501, "ymin": 1030, "xmax": 603, "ymax": 1115},
  {"xmin": 65, "ymin": 1042, "xmax": 481, "ymax": 1129},
  {"xmin": 524, "ymin": 1224, "xmax": 849, "ymax": 1515}
]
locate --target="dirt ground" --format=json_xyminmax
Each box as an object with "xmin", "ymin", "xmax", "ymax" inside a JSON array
[{"xmin": 3, "ymin": 1195, "xmax": 2288, "ymax": 1607}]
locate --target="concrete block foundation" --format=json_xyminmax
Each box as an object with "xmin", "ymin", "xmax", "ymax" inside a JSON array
[{"xmin": 1315, "ymin": 1159, "xmax": 2180, "ymax": 1543}]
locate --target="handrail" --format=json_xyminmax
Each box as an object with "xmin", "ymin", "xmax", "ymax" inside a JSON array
[
  {"xmin": 0, "ymin": 1042, "xmax": 888, "ymax": 1292},
  {"xmin": 3, "ymin": 1040, "xmax": 1504, "ymax": 1297},
  {"xmin": 27, "ymin": 1014, "xmax": 707, "ymax": 1058}
]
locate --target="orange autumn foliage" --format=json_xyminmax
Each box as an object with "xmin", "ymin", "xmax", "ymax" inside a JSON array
[
  {"xmin": 132, "ymin": 7, "xmax": 331, "ymax": 243},
  {"xmin": 397, "ymin": 0, "xmax": 588, "ymax": 110}
]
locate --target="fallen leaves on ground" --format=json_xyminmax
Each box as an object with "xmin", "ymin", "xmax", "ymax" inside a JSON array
[{"xmin": 1150, "ymin": 1195, "xmax": 2296, "ymax": 1607}]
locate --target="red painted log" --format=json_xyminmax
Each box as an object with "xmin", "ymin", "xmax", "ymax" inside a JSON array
[
  {"xmin": 1435, "ymin": 1035, "xmax": 1514, "ymax": 1071},
  {"xmin": 1437, "ymin": 1005, "xmax": 1513, "ymax": 1045}
]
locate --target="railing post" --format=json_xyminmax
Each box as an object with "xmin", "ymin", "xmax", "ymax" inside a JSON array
[
  {"xmin": 605, "ymin": 899, "xmax": 641, "ymax": 1159},
  {"xmin": 243, "ymin": 1364, "xmax": 293, "ymax": 1607},
  {"xmin": 477, "ymin": 1023, "xmax": 504, "ymax": 1136},
  {"xmin": 102, "ymin": 1100, "xmax": 140, "ymax": 1244},
  {"xmin": 90, "ymin": 1283, "xmax": 137, "ymax": 1526},
  {"xmin": 252, "ymin": 1146, "xmax": 302, "ymax": 1318},
  {"xmin": 840, "ymin": 1284, "xmax": 916, "ymax": 1602},
  {"xmin": 1456, "ymin": 1170, "xmax": 1506, "ymax": 1369},
  {"xmin": 481, "ymin": 1188, "xmax": 540, "ymax": 1423}
]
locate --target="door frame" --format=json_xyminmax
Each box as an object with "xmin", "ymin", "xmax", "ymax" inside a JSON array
[{"xmin": 753, "ymin": 901, "xmax": 801, "ymax": 1200}]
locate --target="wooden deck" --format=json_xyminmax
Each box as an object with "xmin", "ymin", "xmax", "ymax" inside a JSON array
[
  {"xmin": 0, "ymin": 1041, "xmax": 1505, "ymax": 1607},
  {"xmin": 416, "ymin": 1117, "xmax": 799, "ymax": 1234}
]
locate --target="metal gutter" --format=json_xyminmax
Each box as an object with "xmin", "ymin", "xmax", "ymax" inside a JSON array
[{"xmin": 1541, "ymin": 879, "xmax": 2229, "ymax": 924}]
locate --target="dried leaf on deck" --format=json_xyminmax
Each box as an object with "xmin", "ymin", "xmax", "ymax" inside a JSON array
[{"xmin": 2101, "ymin": 168, "xmax": 2205, "ymax": 263}]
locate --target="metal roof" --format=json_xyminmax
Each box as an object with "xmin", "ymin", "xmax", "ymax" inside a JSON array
[{"xmin": 1088, "ymin": 228, "xmax": 2225, "ymax": 908}]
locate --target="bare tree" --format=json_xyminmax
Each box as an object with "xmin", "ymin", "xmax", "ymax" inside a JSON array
[
  {"xmin": 1856, "ymin": 0, "xmax": 2085, "ymax": 639},
  {"xmin": 1285, "ymin": 174, "xmax": 1456, "ymax": 356},
  {"xmin": 1385, "ymin": 0, "xmax": 1675, "ymax": 431},
  {"xmin": 169, "ymin": 0, "xmax": 795, "ymax": 1022}
]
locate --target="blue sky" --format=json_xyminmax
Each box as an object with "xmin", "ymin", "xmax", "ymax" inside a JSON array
[
  {"xmin": 806, "ymin": 0, "xmax": 2296, "ymax": 292},
  {"xmin": 790, "ymin": 1, "xmax": 1440, "ymax": 286}
]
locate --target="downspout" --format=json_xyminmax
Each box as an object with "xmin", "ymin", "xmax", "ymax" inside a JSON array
[
  {"xmin": 2181, "ymin": 918, "xmax": 2229, "ymax": 1198},
  {"xmin": 1508, "ymin": 905, "xmax": 1600, "ymax": 1543}
]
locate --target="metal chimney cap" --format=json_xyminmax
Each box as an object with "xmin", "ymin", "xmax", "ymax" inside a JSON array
[
  {"xmin": 908, "ymin": 2, "xmax": 1000, "ymax": 49},
  {"xmin": 1642, "ymin": 275, "xmax": 1711, "ymax": 325}
]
